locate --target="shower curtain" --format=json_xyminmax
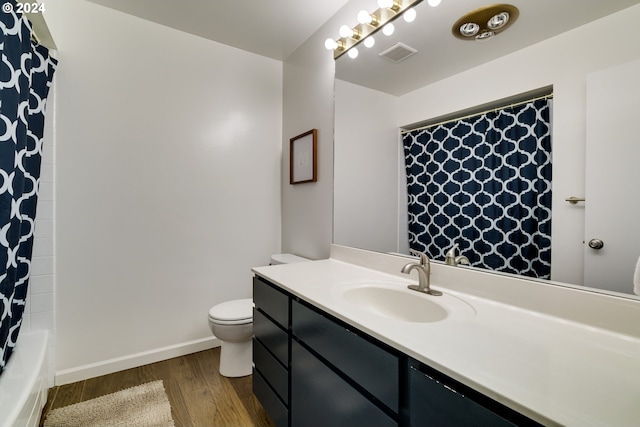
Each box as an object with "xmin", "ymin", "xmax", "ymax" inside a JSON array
[
  {"xmin": 0, "ymin": 1, "xmax": 57, "ymax": 375},
  {"xmin": 402, "ymin": 98, "xmax": 552, "ymax": 279}
]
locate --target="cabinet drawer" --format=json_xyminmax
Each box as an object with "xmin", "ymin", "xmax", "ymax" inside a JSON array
[
  {"xmin": 291, "ymin": 341, "xmax": 396, "ymax": 427},
  {"xmin": 292, "ymin": 300, "xmax": 399, "ymax": 413},
  {"xmin": 253, "ymin": 337, "xmax": 288, "ymax": 403},
  {"xmin": 253, "ymin": 276, "xmax": 289, "ymax": 329},
  {"xmin": 253, "ymin": 367, "xmax": 289, "ymax": 427},
  {"xmin": 254, "ymin": 309, "xmax": 289, "ymax": 366},
  {"xmin": 409, "ymin": 362, "xmax": 541, "ymax": 427}
]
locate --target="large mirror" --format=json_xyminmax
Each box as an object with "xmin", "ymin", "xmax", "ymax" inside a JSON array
[{"xmin": 333, "ymin": 0, "xmax": 640, "ymax": 297}]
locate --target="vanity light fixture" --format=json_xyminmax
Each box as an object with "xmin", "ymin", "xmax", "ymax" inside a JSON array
[
  {"xmin": 325, "ymin": 0, "xmax": 427, "ymax": 60},
  {"xmin": 452, "ymin": 4, "xmax": 519, "ymax": 41}
]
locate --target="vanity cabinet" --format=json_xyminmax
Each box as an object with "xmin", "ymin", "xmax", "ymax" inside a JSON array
[
  {"xmin": 291, "ymin": 299, "xmax": 399, "ymax": 427},
  {"xmin": 253, "ymin": 275, "xmax": 542, "ymax": 427},
  {"xmin": 252, "ymin": 276, "xmax": 290, "ymax": 427},
  {"xmin": 408, "ymin": 360, "xmax": 541, "ymax": 427}
]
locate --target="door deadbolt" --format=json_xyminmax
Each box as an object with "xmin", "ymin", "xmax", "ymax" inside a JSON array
[{"xmin": 588, "ymin": 239, "xmax": 604, "ymax": 250}]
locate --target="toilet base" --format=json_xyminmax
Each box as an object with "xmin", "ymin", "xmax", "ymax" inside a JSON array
[{"xmin": 219, "ymin": 339, "xmax": 252, "ymax": 377}]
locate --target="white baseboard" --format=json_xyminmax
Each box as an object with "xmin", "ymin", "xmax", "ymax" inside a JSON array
[{"xmin": 54, "ymin": 337, "xmax": 221, "ymax": 386}]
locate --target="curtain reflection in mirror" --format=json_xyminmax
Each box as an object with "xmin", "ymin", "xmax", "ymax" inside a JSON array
[{"xmin": 402, "ymin": 98, "xmax": 552, "ymax": 278}]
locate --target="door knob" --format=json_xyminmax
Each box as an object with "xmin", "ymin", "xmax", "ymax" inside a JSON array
[{"xmin": 588, "ymin": 239, "xmax": 604, "ymax": 250}]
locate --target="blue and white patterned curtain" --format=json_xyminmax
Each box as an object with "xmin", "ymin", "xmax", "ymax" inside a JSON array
[
  {"xmin": 0, "ymin": 1, "xmax": 57, "ymax": 375},
  {"xmin": 402, "ymin": 98, "xmax": 552, "ymax": 279}
]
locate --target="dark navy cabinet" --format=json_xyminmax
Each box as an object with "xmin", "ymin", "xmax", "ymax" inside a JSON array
[
  {"xmin": 291, "ymin": 340, "xmax": 397, "ymax": 427},
  {"xmin": 252, "ymin": 276, "xmax": 290, "ymax": 427},
  {"xmin": 253, "ymin": 275, "xmax": 542, "ymax": 427},
  {"xmin": 408, "ymin": 361, "xmax": 542, "ymax": 427},
  {"xmin": 291, "ymin": 300, "xmax": 399, "ymax": 427}
]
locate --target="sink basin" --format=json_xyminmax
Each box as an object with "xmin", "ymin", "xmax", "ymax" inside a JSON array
[{"xmin": 341, "ymin": 285, "xmax": 449, "ymax": 323}]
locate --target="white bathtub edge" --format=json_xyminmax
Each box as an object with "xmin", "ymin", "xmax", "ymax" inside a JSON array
[{"xmin": 0, "ymin": 330, "xmax": 49, "ymax": 427}]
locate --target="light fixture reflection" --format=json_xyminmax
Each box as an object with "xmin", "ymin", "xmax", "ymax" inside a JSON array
[
  {"xmin": 403, "ymin": 8, "xmax": 417, "ymax": 22},
  {"xmin": 453, "ymin": 4, "xmax": 519, "ymax": 41},
  {"xmin": 427, "ymin": 0, "xmax": 441, "ymax": 6},
  {"xmin": 459, "ymin": 22, "xmax": 479, "ymax": 37},
  {"xmin": 339, "ymin": 25, "xmax": 354, "ymax": 38},
  {"xmin": 364, "ymin": 36, "xmax": 375, "ymax": 48},
  {"xmin": 357, "ymin": 10, "xmax": 373, "ymax": 24},
  {"xmin": 324, "ymin": 38, "xmax": 338, "ymax": 50},
  {"xmin": 347, "ymin": 47, "xmax": 359, "ymax": 58},
  {"xmin": 476, "ymin": 31, "xmax": 494, "ymax": 40},
  {"xmin": 488, "ymin": 12, "xmax": 509, "ymax": 30},
  {"xmin": 327, "ymin": 0, "xmax": 423, "ymax": 59}
]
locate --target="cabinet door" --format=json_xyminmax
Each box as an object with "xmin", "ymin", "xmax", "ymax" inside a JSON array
[
  {"xmin": 253, "ymin": 367, "xmax": 289, "ymax": 427},
  {"xmin": 409, "ymin": 362, "xmax": 540, "ymax": 427},
  {"xmin": 253, "ymin": 337, "xmax": 288, "ymax": 402},
  {"xmin": 291, "ymin": 341, "xmax": 397, "ymax": 427},
  {"xmin": 253, "ymin": 276, "xmax": 291, "ymax": 427},
  {"xmin": 292, "ymin": 300, "xmax": 399, "ymax": 412},
  {"xmin": 253, "ymin": 276, "xmax": 289, "ymax": 328},
  {"xmin": 254, "ymin": 309, "xmax": 289, "ymax": 366}
]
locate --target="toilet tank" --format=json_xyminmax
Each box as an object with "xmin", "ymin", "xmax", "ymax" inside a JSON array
[{"xmin": 270, "ymin": 254, "xmax": 310, "ymax": 265}]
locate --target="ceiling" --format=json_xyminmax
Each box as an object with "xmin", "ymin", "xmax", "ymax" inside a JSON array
[
  {"xmin": 85, "ymin": 0, "xmax": 351, "ymax": 61},
  {"xmin": 335, "ymin": 0, "xmax": 640, "ymax": 95},
  {"xmin": 86, "ymin": 0, "xmax": 640, "ymax": 95}
]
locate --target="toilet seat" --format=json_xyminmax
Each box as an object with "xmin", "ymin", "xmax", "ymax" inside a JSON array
[{"xmin": 208, "ymin": 298, "xmax": 253, "ymax": 325}]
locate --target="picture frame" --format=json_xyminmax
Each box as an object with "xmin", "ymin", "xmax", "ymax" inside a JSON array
[{"xmin": 290, "ymin": 129, "xmax": 317, "ymax": 184}]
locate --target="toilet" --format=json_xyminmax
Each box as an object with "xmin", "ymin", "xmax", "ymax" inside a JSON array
[{"xmin": 208, "ymin": 253, "xmax": 309, "ymax": 377}]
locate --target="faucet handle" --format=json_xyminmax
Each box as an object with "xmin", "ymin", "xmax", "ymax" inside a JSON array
[
  {"xmin": 446, "ymin": 243, "xmax": 459, "ymax": 256},
  {"xmin": 445, "ymin": 244, "xmax": 459, "ymax": 265},
  {"xmin": 445, "ymin": 244, "xmax": 471, "ymax": 266},
  {"xmin": 455, "ymin": 255, "xmax": 471, "ymax": 265},
  {"xmin": 409, "ymin": 249, "xmax": 429, "ymax": 266}
]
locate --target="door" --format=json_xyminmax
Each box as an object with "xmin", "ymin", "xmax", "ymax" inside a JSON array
[{"xmin": 584, "ymin": 60, "xmax": 640, "ymax": 294}]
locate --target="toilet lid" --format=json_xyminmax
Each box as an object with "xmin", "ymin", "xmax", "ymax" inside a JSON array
[{"xmin": 208, "ymin": 298, "xmax": 254, "ymax": 322}]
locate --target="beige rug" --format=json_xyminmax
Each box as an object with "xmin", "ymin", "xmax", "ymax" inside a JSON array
[{"xmin": 44, "ymin": 380, "xmax": 175, "ymax": 427}]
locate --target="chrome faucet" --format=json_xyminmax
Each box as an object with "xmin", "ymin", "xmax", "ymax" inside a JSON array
[
  {"xmin": 401, "ymin": 250, "xmax": 442, "ymax": 296},
  {"xmin": 444, "ymin": 244, "xmax": 470, "ymax": 267}
]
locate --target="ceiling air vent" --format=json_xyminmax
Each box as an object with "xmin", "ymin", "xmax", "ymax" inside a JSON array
[{"xmin": 379, "ymin": 42, "xmax": 417, "ymax": 63}]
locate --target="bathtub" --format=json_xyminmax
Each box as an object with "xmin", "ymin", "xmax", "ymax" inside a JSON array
[{"xmin": 0, "ymin": 331, "xmax": 49, "ymax": 427}]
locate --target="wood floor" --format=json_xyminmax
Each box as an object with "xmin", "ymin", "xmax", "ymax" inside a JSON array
[{"xmin": 40, "ymin": 348, "xmax": 275, "ymax": 427}]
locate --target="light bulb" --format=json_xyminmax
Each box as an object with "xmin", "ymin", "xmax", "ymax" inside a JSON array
[
  {"xmin": 347, "ymin": 48, "xmax": 359, "ymax": 59},
  {"xmin": 339, "ymin": 25, "xmax": 354, "ymax": 38},
  {"xmin": 403, "ymin": 8, "xmax": 417, "ymax": 23},
  {"xmin": 459, "ymin": 23, "xmax": 479, "ymax": 37},
  {"xmin": 324, "ymin": 38, "xmax": 338, "ymax": 50},
  {"xmin": 476, "ymin": 31, "xmax": 495, "ymax": 40},
  {"xmin": 357, "ymin": 10, "xmax": 372, "ymax": 24},
  {"xmin": 488, "ymin": 12, "xmax": 510, "ymax": 30},
  {"xmin": 382, "ymin": 22, "xmax": 395, "ymax": 36},
  {"xmin": 427, "ymin": 0, "xmax": 441, "ymax": 7},
  {"xmin": 364, "ymin": 36, "xmax": 375, "ymax": 48},
  {"xmin": 377, "ymin": 0, "xmax": 393, "ymax": 9}
]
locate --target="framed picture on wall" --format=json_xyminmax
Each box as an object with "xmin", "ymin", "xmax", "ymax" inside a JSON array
[{"xmin": 290, "ymin": 129, "xmax": 317, "ymax": 184}]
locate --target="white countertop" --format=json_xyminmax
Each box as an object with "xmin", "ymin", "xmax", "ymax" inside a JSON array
[{"xmin": 253, "ymin": 249, "xmax": 640, "ymax": 427}]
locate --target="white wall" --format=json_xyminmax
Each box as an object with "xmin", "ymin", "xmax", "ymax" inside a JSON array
[
  {"xmin": 281, "ymin": 21, "xmax": 337, "ymax": 261},
  {"xmin": 44, "ymin": 0, "xmax": 282, "ymax": 383},
  {"xmin": 334, "ymin": 80, "xmax": 399, "ymax": 253},
  {"xmin": 395, "ymin": 5, "xmax": 640, "ymax": 285}
]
